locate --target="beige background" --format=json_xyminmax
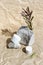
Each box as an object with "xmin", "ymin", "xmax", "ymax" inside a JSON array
[{"xmin": 0, "ymin": 0, "xmax": 43, "ymax": 65}]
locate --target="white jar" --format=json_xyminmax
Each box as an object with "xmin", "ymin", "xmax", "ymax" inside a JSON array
[
  {"xmin": 11, "ymin": 34, "xmax": 21, "ymax": 48},
  {"xmin": 26, "ymin": 46, "xmax": 32, "ymax": 54}
]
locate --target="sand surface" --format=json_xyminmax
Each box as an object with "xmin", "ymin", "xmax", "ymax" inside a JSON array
[{"xmin": 0, "ymin": 0, "xmax": 43, "ymax": 65}]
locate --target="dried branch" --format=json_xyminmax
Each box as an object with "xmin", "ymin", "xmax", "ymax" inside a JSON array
[{"xmin": 21, "ymin": 6, "xmax": 34, "ymax": 30}]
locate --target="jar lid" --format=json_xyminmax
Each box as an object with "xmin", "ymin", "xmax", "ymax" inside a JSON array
[
  {"xmin": 11, "ymin": 34, "xmax": 21, "ymax": 44},
  {"xmin": 26, "ymin": 46, "xmax": 32, "ymax": 54}
]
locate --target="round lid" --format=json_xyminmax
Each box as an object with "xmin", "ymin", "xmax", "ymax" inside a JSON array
[{"xmin": 26, "ymin": 46, "xmax": 32, "ymax": 54}]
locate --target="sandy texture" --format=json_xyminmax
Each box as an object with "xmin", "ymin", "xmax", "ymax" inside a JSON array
[{"xmin": 0, "ymin": 0, "xmax": 43, "ymax": 65}]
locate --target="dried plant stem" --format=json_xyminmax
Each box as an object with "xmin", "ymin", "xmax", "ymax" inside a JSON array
[
  {"xmin": 28, "ymin": 21, "xmax": 32, "ymax": 30},
  {"xmin": 21, "ymin": 7, "xmax": 34, "ymax": 30}
]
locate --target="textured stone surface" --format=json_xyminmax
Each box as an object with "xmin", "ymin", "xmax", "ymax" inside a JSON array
[
  {"xmin": 0, "ymin": 0, "xmax": 43, "ymax": 65},
  {"xmin": 17, "ymin": 26, "xmax": 34, "ymax": 45}
]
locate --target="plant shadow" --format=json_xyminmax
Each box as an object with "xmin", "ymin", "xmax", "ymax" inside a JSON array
[{"xmin": 1, "ymin": 29, "xmax": 17, "ymax": 37}]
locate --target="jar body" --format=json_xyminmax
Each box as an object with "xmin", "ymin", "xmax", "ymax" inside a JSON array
[{"xmin": 17, "ymin": 26, "xmax": 34, "ymax": 46}]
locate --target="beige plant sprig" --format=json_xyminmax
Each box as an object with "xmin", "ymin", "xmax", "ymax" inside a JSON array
[{"xmin": 21, "ymin": 7, "xmax": 34, "ymax": 30}]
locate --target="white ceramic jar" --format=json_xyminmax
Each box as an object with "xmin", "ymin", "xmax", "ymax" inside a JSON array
[
  {"xmin": 11, "ymin": 34, "xmax": 21, "ymax": 48},
  {"xmin": 26, "ymin": 46, "xmax": 32, "ymax": 54}
]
